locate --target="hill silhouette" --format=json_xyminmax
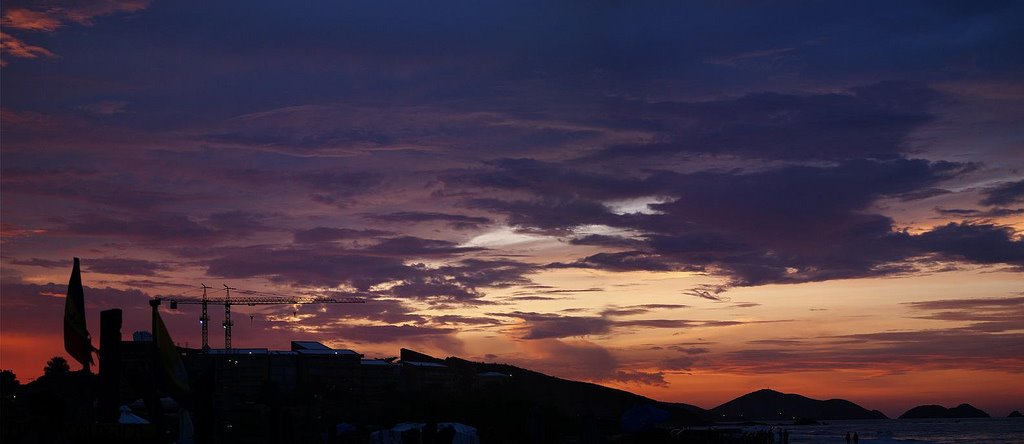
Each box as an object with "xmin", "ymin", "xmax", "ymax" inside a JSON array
[
  {"xmin": 711, "ymin": 389, "xmax": 887, "ymax": 420},
  {"xmin": 391, "ymin": 349, "xmax": 707, "ymax": 437},
  {"xmin": 899, "ymin": 403, "xmax": 989, "ymax": 419}
]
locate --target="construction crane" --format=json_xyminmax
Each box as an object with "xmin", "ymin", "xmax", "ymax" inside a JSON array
[{"xmin": 153, "ymin": 284, "xmax": 365, "ymax": 352}]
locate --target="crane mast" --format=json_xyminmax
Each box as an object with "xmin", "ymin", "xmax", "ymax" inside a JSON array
[
  {"xmin": 158, "ymin": 286, "xmax": 366, "ymax": 352},
  {"xmin": 200, "ymin": 284, "xmax": 210, "ymax": 352},
  {"xmin": 223, "ymin": 285, "xmax": 234, "ymax": 351}
]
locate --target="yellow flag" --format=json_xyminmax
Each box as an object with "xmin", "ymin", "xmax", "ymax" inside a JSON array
[
  {"xmin": 153, "ymin": 306, "xmax": 190, "ymax": 393},
  {"xmin": 64, "ymin": 257, "xmax": 94, "ymax": 369}
]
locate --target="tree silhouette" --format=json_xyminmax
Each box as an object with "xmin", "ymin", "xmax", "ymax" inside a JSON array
[
  {"xmin": 44, "ymin": 357, "xmax": 70, "ymax": 377},
  {"xmin": 0, "ymin": 369, "xmax": 18, "ymax": 396}
]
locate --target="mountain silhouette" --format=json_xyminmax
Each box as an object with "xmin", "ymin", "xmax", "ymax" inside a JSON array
[
  {"xmin": 899, "ymin": 403, "xmax": 989, "ymax": 419},
  {"xmin": 711, "ymin": 389, "xmax": 887, "ymax": 420}
]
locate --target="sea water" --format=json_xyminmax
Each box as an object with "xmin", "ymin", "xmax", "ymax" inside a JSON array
[{"xmin": 766, "ymin": 418, "xmax": 1024, "ymax": 443}]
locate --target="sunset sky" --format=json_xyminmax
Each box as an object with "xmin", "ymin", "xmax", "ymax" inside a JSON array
[{"xmin": 1, "ymin": 1, "xmax": 1022, "ymax": 417}]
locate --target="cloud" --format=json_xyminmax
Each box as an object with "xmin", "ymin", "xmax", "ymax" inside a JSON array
[
  {"xmin": 550, "ymin": 251, "xmax": 683, "ymax": 273},
  {"xmin": 361, "ymin": 236, "xmax": 484, "ymax": 257},
  {"xmin": 582, "ymin": 82, "xmax": 938, "ymax": 162},
  {"xmin": 0, "ymin": 278, "xmax": 152, "ymax": 339},
  {"xmin": 332, "ymin": 324, "xmax": 456, "ymax": 343},
  {"xmin": 466, "ymin": 156, "xmax": 1021, "ymax": 289},
  {"xmin": 1, "ymin": 1, "xmax": 150, "ymax": 64},
  {"xmin": 80, "ymin": 100, "xmax": 128, "ymax": 115},
  {"xmin": 200, "ymin": 103, "xmax": 606, "ymax": 157},
  {"xmin": 495, "ymin": 311, "xmax": 746, "ymax": 340},
  {"xmin": 292, "ymin": 227, "xmax": 391, "ymax": 243},
  {"xmin": 915, "ymin": 223, "xmax": 1024, "ymax": 268},
  {"xmin": 83, "ymin": 258, "xmax": 171, "ymax": 276},
  {"xmin": 715, "ymin": 328, "xmax": 1024, "ymax": 374},
  {"xmin": 515, "ymin": 339, "xmax": 667, "ymax": 386},
  {"xmin": 600, "ymin": 304, "xmax": 689, "ymax": 317},
  {"xmin": 980, "ymin": 179, "xmax": 1024, "ymax": 206},
  {"xmin": 934, "ymin": 207, "xmax": 1024, "ymax": 218},
  {"xmin": 2, "ymin": 1, "xmax": 150, "ymax": 29},
  {"xmin": 521, "ymin": 339, "xmax": 619, "ymax": 381},
  {"xmin": 202, "ymin": 244, "xmax": 534, "ymax": 303},
  {"xmin": 55, "ymin": 210, "xmax": 277, "ymax": 245},
  {"xmin": 1, "ymin": 8, "xmax": 62, "ymax": 32},
  {"xmin": 903, "ymin": 296, "xmax": 1024, "ymax": 333},
  {"xmin": 364, "ymin": 211, "xmax": 492, "ymax": 230},
  {"xmin": 706, "ymin": 298, "xmax": 1024, "ymax": 374},
  {"xmin": 0, "ymin": 32, "xmax": 54, "ymax": 64}
]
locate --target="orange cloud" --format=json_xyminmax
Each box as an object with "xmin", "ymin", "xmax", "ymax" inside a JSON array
[
  {"xmin": 0, "ymin": 0, "xmax": 151, "ymax": 65},
  {"xmin": 0, "ymin": 32, "xmax": 54, "ymax": 65},
  {"xmin": 1, "ymin": 8, "xmax": 62, "ymax": 31}
]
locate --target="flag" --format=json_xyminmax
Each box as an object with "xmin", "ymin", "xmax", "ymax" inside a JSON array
[
  {"xmin": 153, "ymin": 305, "xmax": 190, "ymax": 394},
  {"xmin": 64, "ymin": 257, "xmax": 95, "ymax": 369}
]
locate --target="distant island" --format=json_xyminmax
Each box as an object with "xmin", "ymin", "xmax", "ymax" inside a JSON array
[
  {"xmin": 1009, "ymin": 410, "xmax": 1023, "ymax": 418},
  {"xmin": 899, "ymin": 404, "xmax": 990, "ymax": 419},
  {"xmin": 710, "ymin": 389, "xmax": 887, "ymax": 420}
]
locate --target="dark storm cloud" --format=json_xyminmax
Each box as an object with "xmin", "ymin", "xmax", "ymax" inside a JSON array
[{"xmin": 980, "ymin": 179, "xmax": 1024, "ymax": 206}]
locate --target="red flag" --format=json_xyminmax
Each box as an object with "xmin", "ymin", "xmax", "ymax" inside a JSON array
[{"xmin": 64, "ymin": 257, "xmax": 95, "ymax": 369}]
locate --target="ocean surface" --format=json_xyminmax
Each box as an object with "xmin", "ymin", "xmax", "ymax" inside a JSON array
[{"xmin": 759, "ymin": 418, "xmax": 1024, "ymax": 443}]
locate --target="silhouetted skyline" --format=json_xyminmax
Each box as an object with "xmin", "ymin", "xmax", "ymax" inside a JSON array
[{"xmin": 1, "ymin": 0, "xmax": 1022, "ymax": 417}]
